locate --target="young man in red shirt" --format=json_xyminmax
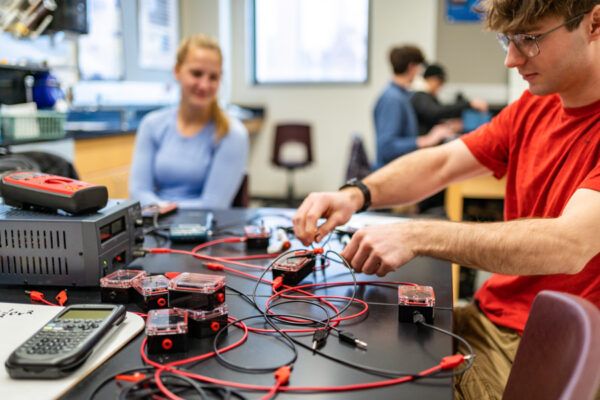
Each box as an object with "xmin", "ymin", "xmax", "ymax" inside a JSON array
[{"xmin": 293, "ymin": 1, "xmax": 600, "ymax": 398}]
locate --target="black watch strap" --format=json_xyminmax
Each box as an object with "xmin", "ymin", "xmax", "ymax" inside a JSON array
[{"xmin": 339, "ymin": 178, "xmax": 371, "ymax": 213}]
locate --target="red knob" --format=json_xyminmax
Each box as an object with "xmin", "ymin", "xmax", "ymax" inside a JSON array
[
  {"xmin": 162, "ymin": 338, "xmax": 173, "ymax": 350},
  {"xmin": 157, "ymin": 298, "xmax": 166, "ymax": 307},
  {"xmin": 210, "ymin": 321, "xmax": 220, "ymax": 332},
  {"xmin": 216, "ymin": 292, "xmax": 225, "ymax": 303}
]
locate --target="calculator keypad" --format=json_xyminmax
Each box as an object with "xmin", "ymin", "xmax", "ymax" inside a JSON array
[{"xmin": 18, "ymin": 319, "xmax": 102, "ymax": 355}]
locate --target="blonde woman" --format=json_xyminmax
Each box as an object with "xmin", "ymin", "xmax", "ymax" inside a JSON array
[{"xmin": 129, "ymin": 34, "xmax": 248, "ymax": 208}]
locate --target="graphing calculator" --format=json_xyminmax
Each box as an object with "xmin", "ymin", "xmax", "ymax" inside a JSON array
[
  {"xmin": 5, "ymin": 304, "xmax": 126, "ymax": 379},
  {"xmin": 0, "ymin": 171, "xmax": 108, "ymax": 214}
]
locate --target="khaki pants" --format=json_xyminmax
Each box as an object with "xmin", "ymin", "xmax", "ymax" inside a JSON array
[{"xmin": 453, "ymin": 302, "xmax": 521, "ymax": 400}]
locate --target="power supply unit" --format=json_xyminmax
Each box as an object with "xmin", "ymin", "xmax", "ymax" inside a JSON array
[{"xmin": 0, "ymin": 199, "xmax": 144, "ymax": 286}]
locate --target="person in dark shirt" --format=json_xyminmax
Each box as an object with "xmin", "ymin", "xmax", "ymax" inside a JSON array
[
  {"xmin": 411, "ymin": 64, "xmax": 488, "ymax": 135},
  {"xmin": 373, "ymin": 46, "xmax": 455, "ymax": 170}
]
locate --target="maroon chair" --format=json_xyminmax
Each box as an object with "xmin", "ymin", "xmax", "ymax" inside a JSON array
[
  {"xmin": 271, "ymin": 123, "xmax": 312, "ymax": 206},
  {"xmin": 503, "ymin": 290, "xmax": 600, "ymax": 400},
  {"xmin": 231, "ymin": 174, "xmax": 249, "ymax": 208}
]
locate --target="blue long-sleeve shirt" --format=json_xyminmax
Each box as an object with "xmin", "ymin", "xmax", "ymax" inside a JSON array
[
  {"xmin": 373, "ymin": 82, "xmax": 418, "ymax": 169},
  {"xmin": 129, "ymin": 106, "xmax": 248, "ymax": 209}
]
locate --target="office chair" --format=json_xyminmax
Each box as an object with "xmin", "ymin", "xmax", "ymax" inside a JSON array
[
  {"xmin": 0, "ymin": 151, "xmax": 79, "ymax": 178},
  {"xmin": 271, "ymin": 123, "xmax": 312, "ymax": 206},
  {"xmin": 502, "ymin": 290, "xmax": 600, "ymax": 400},
  {"xmin": 344, "ymin": 135, "xmax": 371, "ymax": 182},
  {"xmin": 231, "ymin": 174, "xmax": 249, "ymax": 208}
]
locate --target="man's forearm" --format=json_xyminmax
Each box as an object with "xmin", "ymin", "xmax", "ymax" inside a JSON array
[
  {"xmin": 364, "ymin": 140, "xmax": 487, "ymax": 209},
  {"xmin": 407, "ymin": 218, "xmax": 592, "ymax": 275}
]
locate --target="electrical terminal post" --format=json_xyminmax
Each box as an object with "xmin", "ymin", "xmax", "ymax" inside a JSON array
[{"xmin": 338, "ymin": 330, "xmax": 368, "ymax": 350}]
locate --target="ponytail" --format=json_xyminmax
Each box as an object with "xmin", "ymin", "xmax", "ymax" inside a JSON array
[{"xmin": 210, "ymin": 100, "xmax": 230, "ymax": 142}]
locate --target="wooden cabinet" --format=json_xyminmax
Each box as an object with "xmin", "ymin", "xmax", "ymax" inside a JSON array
[
  {"xmin": 445, "ymin": 175, "xmax": 507, "ymax": 302},
  {"xmin": 73, "ymin": 133, "xmax": 136, "ymax": 199}
]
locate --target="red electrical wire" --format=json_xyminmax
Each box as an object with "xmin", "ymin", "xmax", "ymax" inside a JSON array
[
  {"xmin": 141, "ymin": 247, "xmax": 461, "ymax": 396},
  {"xmin": 25, "ymin": 290, "xmax": 59, "ymax": 306},
  {"xmin": 146, "ymin": 248, "xmax": 403, "ymax": 333},
  {"xmin": 144, "ymin": 317, "xmax": 250, "ymax": 399},
  {"xmin": 222, "ymin": 254, "xmax": 280, "ymax": 261},
  {"xmin": 191, "ymin": 237, "xmax": 246, "ymax": 253},
  {"xmin": 149, "ymin": 248, "xmax": 269, "ymax": 270},
  {"xmin": 142, "ymin": 338, "xmax": 464, "ymax": 394}
]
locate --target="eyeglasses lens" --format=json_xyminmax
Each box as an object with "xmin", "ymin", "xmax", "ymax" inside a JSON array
[{"xmin": 497, "ymin": 34, "xmax": 539, "ymax": 58}]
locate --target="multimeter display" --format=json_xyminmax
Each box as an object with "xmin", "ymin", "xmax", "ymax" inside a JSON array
[{"xmin": 58, "ymin": 309, "xmax": 112, "ymax": 320}]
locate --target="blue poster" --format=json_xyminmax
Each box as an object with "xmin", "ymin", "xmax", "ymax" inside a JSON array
[{"xmin": 446, "ymin": 0, "xmax": 484, "ymax": 23}]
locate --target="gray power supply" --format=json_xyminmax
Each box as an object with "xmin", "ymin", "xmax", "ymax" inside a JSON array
[{"xmin": 0, "ymin": 199, "xmax": 144, "ymax": 286}]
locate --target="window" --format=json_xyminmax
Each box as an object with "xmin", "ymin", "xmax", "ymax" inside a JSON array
[
  {"xmin": 78, "ymin": 0, "xmax": 123, "ymax": 80},
  {"xmin": 253, "ymin": 0, "xmax": 370, "ymax": 84}
]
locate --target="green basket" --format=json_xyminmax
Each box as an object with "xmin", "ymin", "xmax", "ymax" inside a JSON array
[{"xmin": 0, "ymin": 110, "xmax": 66, "ymax": 143}]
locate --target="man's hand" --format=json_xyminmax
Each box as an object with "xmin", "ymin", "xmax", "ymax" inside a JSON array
[
  {"xmin": 417, "ymin": 124, "xmax": 456, "ymax": 148},
  {"xmin": 341, "ymin": 222, "xmax": 417, "ymax": 277},
  {"xmin": 443, "ymin": 118, "xmax": 464, "ymax": 134},
  {"xmin": 469, "ymin": 98, "xmax": 489, "ymax": 112},
  {"xmin": 293, "ymin": 189, "xmax": 362, "ymax": 246}
]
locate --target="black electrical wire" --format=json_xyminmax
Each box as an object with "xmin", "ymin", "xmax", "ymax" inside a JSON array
[
  {"xmin": 250, "ymin": 249, "xmax": 358, "ymax": 325},
  {"xmin": 117, "ymin": 374, "xmax": 205, "ymax": 400},
  {"xmin": 414, "ymin": 318, "xmax": 475, "ymax": 378},
  {"xmin": 118, "ymin": 372, "xmax": 210, "ymax": 400},
  {"xmin": 263, "ymin": 298, "xmax": 332, "ymax": 328},
  {"xmin": 228, "ymin": 284, "xmax": 331, "ymax": 335},
  {"xmin": 211, "ymin": 313, "xmax": 299, "ymax": 373},
  {"xmin": 87, "ymin": 367, "xmax": 155, "ymax": 400},
  {"xmin": 247, "ymin": 249, "xmax": 474, "ymax": 380}
]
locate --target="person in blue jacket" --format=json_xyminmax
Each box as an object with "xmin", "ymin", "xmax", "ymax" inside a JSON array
[
  {"xmin": 129, "ymin": 34, "xmax": 248, "ymax": 209},
  {"xmin": 373, "ymin": 45, "xmax": 454, "ymax": 170}
]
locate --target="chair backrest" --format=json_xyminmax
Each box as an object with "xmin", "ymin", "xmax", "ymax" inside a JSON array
[
  {"xmin": 271, "ymin": 124, "xmax": 312, "ymax": 168},
  {"xmin": 345, "ymin": 135, "xmax": 371, "ymax": 182},
  {"xmin": 231, "ymin": 174, "xmax": 249, "ymax": 208},
  {"xmin": 503, "ymin": 290, "xmax": 600, "ymax": 400}
]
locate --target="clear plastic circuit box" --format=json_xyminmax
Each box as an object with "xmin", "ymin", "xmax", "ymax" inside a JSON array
[
  {"xmin": 100, "ymin": 269, "xmax": 146, "ymax": 289},
  {"xmin": 134, "ymin": 275, "xmax": 170, "ymax": 296},
  {"xmin": 146, "ymin": 308, "xmax": 188, "ymax": 336},
  {"xmin": 397, "ymin": 285, "xmax": 435, "ymax": 324},
  {"xmin": 244, "ymin": 224, "xmax": 271, "ymax": 249},
  {"xmin": 168, "ymin": 273, "xmax": 226, "ymax": 311},
  {"xmin": 145, "ymin": 308, "xmax": 188, "ymax": 353},
  {"xmin": 187, "ymin": 303, "xmax": 228, "ymax": 321},
  {"xmin": 133, "ymin": 275, "xmax": 170, "ymax": 310},
  {"xmin": 273, "ymin": 256, "xmax": 311, "ymax": 272},
  {"xmin": 397, "ymin": 285, "xmax": 435, "ymax": 307},
  {"xmin": 168, "ymin": 273, "xmax": 226, "ymax": 293},
  {"xmin": 272, "ymin": 255, "xmax": 315, "ymax": 286},
  {"xmin": 100, "ymin": 269, "xmax": 146, "ymax": 303},
  {"xmin": 186, "ymin": 304, "xmax": 229, "ymax": 338}
]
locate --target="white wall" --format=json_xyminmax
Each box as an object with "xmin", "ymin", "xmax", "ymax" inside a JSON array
[
  {"xmin": 229, "ymin": 0, "xmax": 439, "ymax": 198},
  {"xmin": 179, "ymin": 0, "xmax": 511, "ymax": 200}
]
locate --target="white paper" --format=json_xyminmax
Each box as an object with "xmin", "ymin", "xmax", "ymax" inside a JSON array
[{"xmin": 0, "ymin": 302, "xmax": 144, "ymax": 399}]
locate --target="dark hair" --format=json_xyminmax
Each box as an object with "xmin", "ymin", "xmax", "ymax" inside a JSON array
[
  {"xmin": 423, "ymin": 64, "xmax": 446, "ymax": 82},
  {"xmin": 478, "ymin": 0, "xmax": 600, "ymax": 33},
  {"xmin": 389, "ymin": 45, "xmax": 425, "ymax": 75}
]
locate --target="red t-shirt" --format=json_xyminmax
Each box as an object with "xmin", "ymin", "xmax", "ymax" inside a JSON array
[{"xmin": 461, "ymin": 90, "xmax": 600, "ymax": 333}]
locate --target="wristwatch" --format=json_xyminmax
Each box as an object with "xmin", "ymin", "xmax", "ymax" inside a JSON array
[{"xmin": 339, "ymin": 178, "xmax": 371, "ymax": 213}]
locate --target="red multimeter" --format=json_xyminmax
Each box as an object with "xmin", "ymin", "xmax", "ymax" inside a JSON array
[{"xmin": 0, "ymin": 171, "xmax": 108, "ymax": 214}]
